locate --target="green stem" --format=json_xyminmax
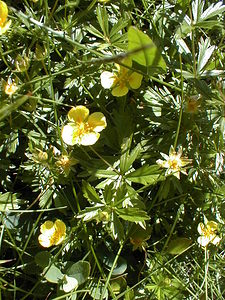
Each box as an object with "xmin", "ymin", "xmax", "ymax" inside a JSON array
[
  {"xmin": 174, "ymin": 54, "xmax": 184, "ymax": 149},
  {"xmin": 205, "ymin": 247, "xmax": 208, "ymax": 300},
  {"xmin": 100, "ymin": 242, "xmax": 124, "ymax": 300}
]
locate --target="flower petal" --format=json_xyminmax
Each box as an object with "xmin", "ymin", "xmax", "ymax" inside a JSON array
[
  {"xmin": 61, "ymin": 124, "xmax": 79, "ymax": 146},
  {"xmin": 197, "ymin": 236, "xmax": 210, "ymax": 247},
  {"xmin": 211, "ymin": 236, "xmax": 221, "ymax": 245},
  {"xmin": 88, "ymin": 112, "xmax": 107, "ymax": 132},
  {"xmin": 68, "ymin": 106, "xmax": 89, "ymax": 123},
  {"xmin": 100, "ymin": 71, "xmax": 115, "ymax": 89},
  {"xmin": 80, "ymin": 132, "xmax": 100, "ymax": 146},
  {"xmin": 40, "ymin": 221, "xmax": 54, "ymax": 234},
  {"xmin": 0, "ymin": 1, "xmax": 9, "ymax": 23},
  {"xmin": 112, "ymin": 85, "xmax": 129, "ymax": 97},
  {"xmin": 128, "ymin": 72, "xmax": 143, "ymax": 89},
  {"xmin": 63, "ymin": 276, "xmax": 78, "ymax": 293},
  {"xmin": 38, "ymin": 234, "xmax": 53, "ymax": 248},
  {"xmin": 197, "ymin": 222, "xmax": 205, "ymax": 235},
  {"xmin": 54, "ymin": 219, "xmax": 66, "ymax": 235},
  {"xmin": 0, "ymin": 20, "xmax": 11, "ymax": 35}
]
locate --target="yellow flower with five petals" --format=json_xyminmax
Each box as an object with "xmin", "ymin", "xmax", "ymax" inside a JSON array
[
  {"xmin": 156, "ymin": 145, "xmax": 192, "ymax": 179},
  {"xmin": 61, "ymin": 105, "xmax": 107, "ymax": 146},
  {"xmin": 197, "ymin": 218, "xmax": 221, "ymax": 248},
  {"xmin": 0, "ymin": 1, "xmax": 11, "ymax": 35},
  {"xmin": 38, "ymin": 219, "xmax": 66, "ymax": 248},
  {"xmin": 100, "ymin": 57, "xmax": 143, "ymax": 97}
]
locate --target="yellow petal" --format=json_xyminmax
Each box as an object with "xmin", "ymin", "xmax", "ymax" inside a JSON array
[
  {"xmin": 68, "ymin": 106, "xmax": 89, "ymax": 123},
  {"xmin": 0, "ymin": 1, "xmax": 8, "ymax": 23},
  {"xmin": 40, "ymin": 221, "xmax": 54, "ymax": 234},
  {"xmin": 54, "ymin": 219, "xmax": 66, "ymax": 235},
  {"xmin": 0, "ymin": 19, "xmax": 11, "ymax": 35},
  {"xmin": 207, "ymin": 221, "xmax": 218, "ymax": 231},
  {"xmin": 63, "ymin": 276, "xmax": 78, "ymax": 293},
  {"xmin": 88, "ymin": 112, "xmax": 107, "ymax": 132},
  {"xmin": 61, "ymin": 124, "xmax": 79, "ymax": 146},
  {"xmin": 121, "ymin": 57, "xmax": 132, "ymax": 68},
  {"xmin": 112, "ymin": 85, "xmax": 129, "ymax": 97},
  {"xmin": 197, "ymin": 223, "xmax": 205, "ymax": 235},
  {"xmin": 211, "ymin": 236, "xmax": 221, "ymax": 245},
  {"xmin": 80, "ymin": 132, "xmax": 100, "ymax": 146},
  {"xmin": 100, "ymin": 71, "xmax": 115, "ymax": 89},
  {"xmin": 38, "ymin": 234, "xmax": 53, "ymax": 248},
  {"xmin": 128, "ymin": 72, "xmax": 143, "ymax": 89},
  {"xmin": 197, "ymin": 236, "xmax": 210, "ymax": 247}
]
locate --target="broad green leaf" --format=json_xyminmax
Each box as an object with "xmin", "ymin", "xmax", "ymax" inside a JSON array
[
  {"xmin": 110, "ymin": 277, "xmax": 127, "ymax": 295},
  {"xmin": 44, "ymin": 265, "xmax": 63, "ymax": 283},
  {"xmin": 117, "ymin": 207, "xmax": 149, "ymax": 222},
  {"xmin": 126, "ymin": 164, "xmax": 163, "ymax": 185},
  {"xmin": 103, "ymin": 253, "xmax": 127, "ymax": 276},
  {"xmin": 77, "ymin": 206, "xmax": 103, "ymax": 222},
  {"xmin": 82, "ymin": 181, "xmax": 102, "ymax": 204},
  {"xmin": 66, "ymin": 261, "xmax": 90, "ymax": 285},
  {"xmin": 111, "ymin": 212, "xmax": 124, "ymax": 240},
  {"xmin": 35, "ymin": 251, "xmax": 51, "ymax": 268},
  {"xmin": 128, "ymin": 26, "xmax": 166, "ymax": 70},
  {"xmin": 166, "ymin": 238, "xmax": 192, "ymax": 255}
]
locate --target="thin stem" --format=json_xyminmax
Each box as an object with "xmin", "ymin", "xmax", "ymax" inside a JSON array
[
  {"xmin": 100, "ymin": 242, "xmax": 124, "ymax": 300},
  {"xmin": 205, "ymin": 247, "xmax": 209, "ymax": 300},
  {"xmin": 174, "ymin": 53, "xmax": 184, "ymax": 149}
]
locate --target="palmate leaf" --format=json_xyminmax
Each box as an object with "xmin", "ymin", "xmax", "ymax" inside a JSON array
[
  {"xmin": 128, "ymin": 26, "xmax": 166, "ymax": 70},
  {"xmin": 197, "ymin": 38, "xmax": 215, "ymax": 74}
]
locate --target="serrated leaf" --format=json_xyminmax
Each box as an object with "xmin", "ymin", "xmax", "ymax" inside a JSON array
[
  {"xmin": 128, "ymin": 26, "xmax": 166, "ymax": 70},
  {"xmin": 200, "ymin": 1, "xmax": 225, "ymax": 21},
  {"xmin": 82, "ymin": 181, "xmax": 102, "ymax": 204},
  {"xmin": 166, "ymin": 238, "xmax": 192, "ymax": 255},
  {"xmin": 117, "ymin": 207, "xmax": 149, "ymax": 222},
  {"xmin": 120, "ymin": 137, "xmax": 141, "ymax": 174},
  {"xmin": 126, "ymin": 164, "xmax": 162, "ymax": 185},
  {"xmin": 77, "ymin": 206, "xmax": 103, "ymax": 222},
  {"xmin": 66, "ymin": 261, "xmax": 90, "ymax": 285},
  {"xmin": 44, "ymin": 265, "xmax": 63, "ymax": 283},
  {"xmin": 197, "ymin": 38, "xmax": 215, "ymax": 74}
]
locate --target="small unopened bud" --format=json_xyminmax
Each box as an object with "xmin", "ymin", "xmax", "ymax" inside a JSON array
[
  {"xmin": 35, "ymin": 44, "xmax": 46, "ymax": 60},
  {"xmin": 15, "ymin": 54, "xmax": 30, "ymax": 72}
]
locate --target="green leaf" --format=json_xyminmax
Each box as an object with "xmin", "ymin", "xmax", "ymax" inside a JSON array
[
  {"xmin": 120, "ymin": 136, "xmax": 141, "ymax": 174},
  {"xmin": 117, "ymin": 207, "xmax": 149, "ymax": 222},
  {"xmin": 35, "ymin": 251, "xmax": 51, "ymax": 268},
  {"xmin": 126, "ymin": 164, "xmax": 163, "ymax": 185},
  {"xmin": 128, "ymin": 26, "xmax": 166, "ymax": 70},
  {"xmin": 103, "ymin": 253, "xmax": 127, "ymax": 276},
  {"xmin": 0, "ymin": 95, "xmax": 29, "ymax": 122},
  {"xmin": 66, "ymin": 261, "xmax": 90, "ymax": 285},
  {"xmin": 82, "ymin": 181, "xmax": 102, "ymax": 204},
  {"xmin": 44, "ymin": 265, "xmax": 63, "ymax": 283},
  {"xmin": 166, "ymin": 238, "xmax": 192, "ymax": 255},
  {"xmin": 89, "ymin": 280, "xmax": 108, "ymax": 300}
]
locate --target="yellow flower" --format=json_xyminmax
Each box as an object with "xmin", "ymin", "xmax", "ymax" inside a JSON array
[
  {"xmin": 0, "ymin": 1, "xmax": 11, "ymax": 35},
  {"xmin": 61, "ymin": 105, "xmax": 107, "ymax": 146},
  {"xmin": 100, "ymin": 57, "xmax": 143, "ymax": 97},
  {"xmin": 4, "ymin": 79, "xmax": 18, "ymax": 96},
  {"xmin": 197, "ymin": 218, "xmax": 221, "ymax": 247},
  {"xmin": 38, "ymin": 219, "xmax": 66, "ymax": 248},
  {"xmin": 156, "ymin": 145, "xmax": 191, "ymax": 179}
]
